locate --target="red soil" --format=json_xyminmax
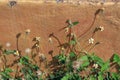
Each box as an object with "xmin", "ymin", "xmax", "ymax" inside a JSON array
[{"xmin": 0, "ymin": 2, "xmax": 120, "ymax": 67}]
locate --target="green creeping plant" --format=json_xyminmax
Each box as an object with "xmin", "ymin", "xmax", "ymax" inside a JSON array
[
  {"xmin": 0, "ymin": 68, "xmax": 13, "ymax": 80},
  {"xmin": 54, "ymin": 53, "xmax": 66, "ymax": 64}
]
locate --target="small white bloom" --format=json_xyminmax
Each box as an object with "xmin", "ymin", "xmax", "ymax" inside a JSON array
[
  {"xmin": 61, "ymin": 47, "xmax": 65, "ymax": 51},
  {"xmin": 25, "ymin": 48, "xmax": 31, "ymax": 54},
  {"xmin": 99, "ymin": 26, "xmax": 104, "ymax": 31},
  {"xmin": 65, "ymin": 28, "xmax": 69, "ymax": 33},
  {"xmin": 48, "ymin": 37, "xmax": 53, "ymax": 43},
  {"xmin": 6, "ymin": 42, "xmax": 11, "ymax": 47},
  {"xmin": 14, "ymin": 50, "xmax": 19, "ymax": 56},
  {"xmin": 39, "ymin": 53, "xmax": 46, "ymax": 61},
  {"xmin": 36, "ymin": 70, "xmax": 42, "ymax": 76},
  {"xmin": 35, "ymin": 37, "xmax": 41, "ymax": 41},
  {"xmin": 93, "ymin": 64, "xmax": 98, "ymax": 69},
  {"xmin": 101, "ymin": 7, "xmax": 105, "ymax": 11},
  {"xmin": 25, "ymin": 29, "xmax": 31, "ymax": 35},
  {"xmin": 35, "ymin": 44, "xmax": 39, "ymax": 48},
  {"xmin": 89, "ymin": 38, "xmax": 94, "ymax": 44},
  {"xmin": 71, "ymin": 33, "xmax": 74, "ymax": 36}
]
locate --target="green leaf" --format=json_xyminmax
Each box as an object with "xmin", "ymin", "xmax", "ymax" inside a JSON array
[
  {"xmin": 69, "ymin": 52, "xmax": 76, "ymax": 59},
  {"xmin": 68, "ymin": 21, "xmax": 79, "ymax": 28},
  {"xmin": 81, "ymin": 61, "xmax": 90, "ymax": 68},
  {"xmin": 70, "ymin": 40, "xmax": 76, "ymax": 45},
  {"xmin": 111, "ymin": 73, "xmax": 120, "ymax": 80},
  {"xmin": 89, "ymin": 54, "xmax": 104, "ymax": 67},
  {"xmin": 4, "ymin": 50, "xmax": 16, "ymax": 55},
  {"xmin": 72, "ymin": 21, "xmax": 79, "ymax": 26},
  {"xmin": 32, "ymin": 65, "xmax": 39, "ymax": 71},
  {"xmin": 5, "ymin": 68, "xmax": 13, "ymax": 73},
  {"xmin": 20, "ymin": 56, "xmax": 30, "ymax": 65},
  {"xmin": 113, "ymin": 54, "xmax": 120, "ymax": 65},
  {"xmin": 89, "ymin": 76, "xmax": 96, "ymax": 80},
  {"xmin": 80, "ymin": 55, "xmax": 88, "ymax": 61},
  {"xmin": 98, "ymin": 74, "xmax": 104, "ymax": 80},
  {"xmin": 49, "ymin": 74, "xmax": 55, "ymax": 79},
  {"xmin": 79, "ymin": 55, "xmax": 90, "ymax": 68},
  {"xmin": 58, "ymin": 53, "xmax": 66, "ymax": 64},
  {"xmin": 101, "ymin": 61, "xmax": 110, "ymax": 72},
  {"xmin": 61, "ymin": 73, "xmax": 69, "ymax": 80},
  {"xmin": 0, "ymin": 68, "xmax": 13, "ymax": 79}
]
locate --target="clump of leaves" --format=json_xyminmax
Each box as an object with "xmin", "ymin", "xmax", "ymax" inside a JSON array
[
  {"xmin": 0, "ymin": 68, "xmax": 13, "ymax": 80},
  {"xmin": 19, "ymin": 56, "xmax": 41, "ymax": 80}
]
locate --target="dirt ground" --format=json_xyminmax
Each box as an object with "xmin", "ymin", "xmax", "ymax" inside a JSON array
[{"xmin": 0, "ymin": 2, "xmax": 120, "ymax": 68}]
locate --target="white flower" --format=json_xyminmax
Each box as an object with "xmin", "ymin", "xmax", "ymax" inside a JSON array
[
  {"xmin": 93, "ymin": 64, "xmax": 98, "ymax": 69},
  {"xmin": 61, "ymin": 47, "xmax": 65, "ymax": 51},
  {"xmin": 35, "ymin": 44, "xmax": 39, "ymax": 48},
  {"xmin": 101, "ymin": 7, "xmax": 105, "ymax": 11},
  {"xmin": 36, "ymin": 70, "xmax": 42, "ymax": 76},
  {"xmin": 14, "ymin": 50, "xmax": 19, "ymax": 56},
  {"xmin": 99, "ymin": 26, "xmax": 104, "ymax": 31},
  {"xmin": 35, "ymin": 37, "xmax": 41, "ymax": 41},
  {"xmin": 39, "ymin": 53, "xmax": 46, "ymax": 61},
  {"xmin": 6, "ymin": 42, "xmax": 11, "ymax": 47},
  {"xmin": 65, "ymin": 27, "xmax": 69, "ymax": 33},
  {"xmin": 25, "ymin": 29, "xmax": 30, "ymax": 35},
  {"xmin": 48, "ymin": 37, "xmax": 53, "ymax": 43},
  {"xmin": 71, "ymin": 33, "xmax": 74, "ymax": 36},
  {"xmin": 25, "ymin": 48, "xmax": 31, "ymax": 54},
  {"xmin": 89, "ymin": 38, "xmax": 94, "ymax": 44}
]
